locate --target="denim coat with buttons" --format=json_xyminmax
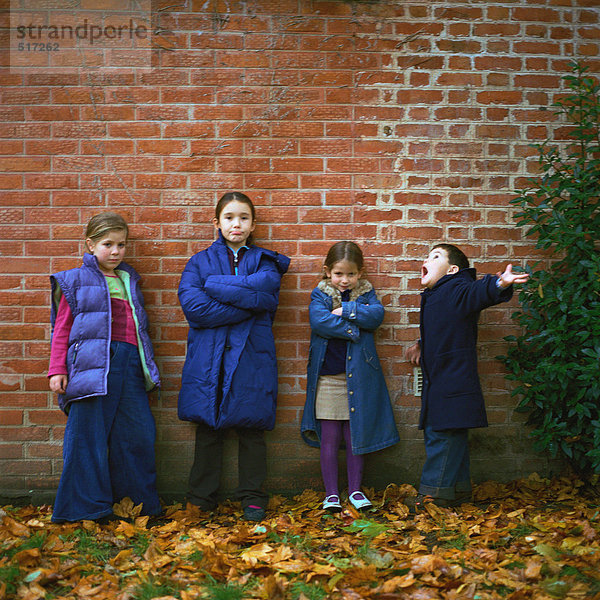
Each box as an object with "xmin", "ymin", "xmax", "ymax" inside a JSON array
[
  {"xmin": 419, "ymin": 268, "xmax": 513, "ymax": 431},
  {"xmin": 301, "ymin": 279, "xmax": 400, "ymax": 455},
  {"xmin": 178, "ymin": 232, "xmax": 290, "ymax": 430}
]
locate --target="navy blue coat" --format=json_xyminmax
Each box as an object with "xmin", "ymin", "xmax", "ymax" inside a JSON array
[
  {"xmin": 301, "ymin": 279, "xmax": 400, "ymax": 455},
  {"xmin": 419, "ymin": 268, "xmax": 513, "ymax": 431},
  {"xmin": 177, "ymin": 233, "xmax": 290, "ymax": 430},
  {"xmin": 50, "ymin": 253, "xmax": 160, "ymax": 413}
]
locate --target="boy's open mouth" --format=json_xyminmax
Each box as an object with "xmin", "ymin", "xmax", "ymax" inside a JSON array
[{"xmin": 421, "ymin": 266, "xmax": 428, "ymax": 277}]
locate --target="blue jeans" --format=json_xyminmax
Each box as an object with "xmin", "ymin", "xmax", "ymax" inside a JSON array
[
  {"xmin": 52, "ymin": 341, "xmax": 161, "ymax": 522},
  {"xmin": 419, "ymin": 426, "xmax": 471, "ymax": 500}
]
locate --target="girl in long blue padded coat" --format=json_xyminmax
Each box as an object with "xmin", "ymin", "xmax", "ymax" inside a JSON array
[{"xmin": 178, "ymin": 192, "xmax": 290, "ymax": 522}]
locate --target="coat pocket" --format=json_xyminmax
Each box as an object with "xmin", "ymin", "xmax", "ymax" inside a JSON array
[
  {"xmin": 432, "ymin": 348, "xmax": 478, "ymax": 396},
  {"xmin": 362, "ymin": 347, "xmax": 381, "ymax": 370},
  {"xmin": 66, "ymin": 341, "xmax": 80, "ymax": 372}
]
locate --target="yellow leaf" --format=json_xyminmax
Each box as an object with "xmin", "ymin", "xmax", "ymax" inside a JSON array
[
  {"xmin": 561, "ymin": 536, "xmax": 583, "ymax": 551},
  {"xmin": 255, "ymin": 574, "xmax": 287, "ymax": 600},
  {"xmin": 311, "ymin": 563, "xmax": 337, "ymax": 576},
  {"xmin": 115, "ymin": 521, "xmax": 136, "ymax": 538},
  {"xmin": 328, "ymin": 572, "xmax": 345, "ymax": 590},
  {"xmin": 274, "ymin": 559, "xmax": 311, "ymax": 573},
  {"xmin": 110, "ymin": 548, "xmax": 133, "ymax": 568},
  {"xmin": 240, "ymin": 543, "xmax": 273, "ymax": 566},
  {"xmin": 1, "ymin": 516, "xmax": 30, "ymax": 537},
  {"xmin": 524, "ymin": 558, "xmax": 543, "ymax": 580},
  {"xmin": 380, "ymin": 572, "xmax": 416, "ymax": 592},
  {"xmin": 13, "ymin": 548, "xmax": 41, "ymax": 568},
  {"xmin": 113, "ymin": 497, "xmax": 143, "ymax": 519},
  {"xmin": 410, "ymin": 554, "xmax": 449, "ymax": 574},
  {"xmin": 271, "ymin": 544, "xmax": 293, "ymax": 564}
]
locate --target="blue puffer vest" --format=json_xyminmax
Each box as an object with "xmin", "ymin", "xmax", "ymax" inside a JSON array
[{"xmin": 50, "ymin": 253, "xmax": 160, "ymax": 413}]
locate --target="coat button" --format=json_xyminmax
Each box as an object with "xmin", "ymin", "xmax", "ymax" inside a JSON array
[
  {"xmin": 350, "ymin": 313, "xmax": 355, "ymax": 318},
  {"xmin": 348, "ymin": 355, "xmax": 352, "ymax": 360},
  {"xmin": 350, "ymin": 407, "xmax": 355, "ymax": 412},
  {"xmin": 348, "ymin": 373, "xmax": 352, "ymax": 378},
  {"xmin": 346, "ymin": 329, "xmax": 352, "ymax": 334},
  {"xmin": 349, "ymin": 390, "xmax": 354, "ymax": 395}
]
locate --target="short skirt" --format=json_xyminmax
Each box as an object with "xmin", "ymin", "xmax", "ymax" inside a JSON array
[{"xmin": 315, "ymin": 373, "xmax": 349, "ymax": 420}]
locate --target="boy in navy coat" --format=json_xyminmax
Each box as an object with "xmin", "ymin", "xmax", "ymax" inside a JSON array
[{"xmin": 405, "ymin": 244, "xmax": 529, "ymax": 510}]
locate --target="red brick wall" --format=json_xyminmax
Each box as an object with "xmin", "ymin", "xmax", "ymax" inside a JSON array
[{"xmin": 1, "ymin": 0, "xmax": 599, "ymax": 500}]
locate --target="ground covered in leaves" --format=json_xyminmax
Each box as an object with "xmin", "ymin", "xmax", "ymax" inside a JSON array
[{"xmin": 1, "ymin": 474, "xmax": 599, "ymax": 600}]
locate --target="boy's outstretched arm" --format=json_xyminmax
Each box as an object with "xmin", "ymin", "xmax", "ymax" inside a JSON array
[
  {"xmin": 496, "ymin": 264, "xmax": 530, "ymax": 289},
  {"xmin": 406, "ymin": 341, "xmax": 421, "ymax": 365}
]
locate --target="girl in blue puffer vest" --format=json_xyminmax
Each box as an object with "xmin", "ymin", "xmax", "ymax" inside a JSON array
[
  {"xmin": 49, "ymin": 212, "xmax": 161, "ymax": 523},
  {"xmin": 301, "ymin": 241, "xmax": 399, "ymax": 513},
  {"xmin": 178, "ymin": 192, "xmax": 290, "ymax": 522}
]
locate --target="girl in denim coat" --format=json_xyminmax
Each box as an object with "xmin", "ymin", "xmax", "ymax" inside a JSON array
[{"xmin": 301, "ymin": 241, "xmax": 399, "ymax": 512}]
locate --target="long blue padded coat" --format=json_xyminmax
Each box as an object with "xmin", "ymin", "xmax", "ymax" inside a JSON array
[
  {"xmin": 419, "ymin": 268, "xmax": 513, "ymax": 431},
  {"xmin": 177, "ymin": 233, "xmax": 290, "ymax": 430},
  {"xmin": 301, "ymin": 278, "xmax": 400, "ymax": 455},
  {"xmin": 50, "ymin": 252, "xmax": 160, "ymax": 413}
]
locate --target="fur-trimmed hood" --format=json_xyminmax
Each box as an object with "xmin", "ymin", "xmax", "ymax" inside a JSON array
[{"xmin": 317, "ymin": 278, "xmax": 373, "ymax": 309}]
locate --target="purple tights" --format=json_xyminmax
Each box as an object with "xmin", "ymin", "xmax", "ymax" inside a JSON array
[{"xmin": 319, "ymin": 419, "xmax": 364, "ymax": 497}]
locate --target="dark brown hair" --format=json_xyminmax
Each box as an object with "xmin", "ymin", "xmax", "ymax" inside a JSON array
[
  {"xmin": 432, "ymin": 243, "xmax": 470, "ymax": 270},
  {"xmin": 215, "ymin": 191, "xmax": 256, "ymax": 244},
  {"xmin": 323, "ymin": 241, "xmax": 364, "ymax": 278}
]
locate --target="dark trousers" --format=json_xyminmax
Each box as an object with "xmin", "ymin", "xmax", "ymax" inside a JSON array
[
  {"xmin": 188, "ymin": 423, "xmax": 268, "ymax": 510},
  {"xmin": 52, "ymin": 341, "xmax": 161, "ymax": 522}
]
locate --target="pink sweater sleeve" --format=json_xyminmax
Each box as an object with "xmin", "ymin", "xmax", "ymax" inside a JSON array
[{"xmin": 48, "ymin": 294, "xmax": 73, "ymax": 377}]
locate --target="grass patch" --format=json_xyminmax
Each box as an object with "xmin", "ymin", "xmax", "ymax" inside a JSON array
[
  {"xmin": 290, "ymin": 580, "xmax": 328, "ymax": 600},
  {"xmin": 7, "ymin": 531, "xmax": 47, "ymax": 558},
  {"xmin": 440, "ymin": 531, "xmax": 468, "ymax": 550},
  {"xmin": 267, "ymin": 530, "xmax": 313, "ymax": 553},
  {"xmin": 201, "ymin": 580, "xmax": 250, "ymax": 600},
  {"xmin": 133, "ymin": 576, "xmax": 182, "ymax": 600},
  {"xmin": 130, "ymin": 532, "xmax": 150, "ymax": 557},
  {"xmin": 59, "ymin": 529, "xmax": 115, "ymax": 563},
  {"xmin": 0, "ymin": 564, "xmax": 22, "ymax": 596}
]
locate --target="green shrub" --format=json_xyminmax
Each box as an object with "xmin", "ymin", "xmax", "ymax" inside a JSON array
[{"xmin": 501, "ymin": 62, "xmax": 600, "ymax": 479}]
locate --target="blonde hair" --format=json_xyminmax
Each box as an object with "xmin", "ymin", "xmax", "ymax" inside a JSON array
[{"xmin": 85, "ymin": 212, "xmax": 129, "ymax": 251}]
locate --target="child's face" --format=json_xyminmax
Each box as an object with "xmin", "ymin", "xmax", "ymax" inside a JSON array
[
  {"xmin": 421, "ymin": 247, "xmax": 459, "ymax": 289},
  {"xmin": 86, "ymin": 229, "xmax": 127, "ymax": 275},
  {"xmin": 325, "ymin": 259, "xmax": 363, "ymax": 293},
  {"xmin": 213, "ymin": 199, "xmax": 255, "ymax": 251}
]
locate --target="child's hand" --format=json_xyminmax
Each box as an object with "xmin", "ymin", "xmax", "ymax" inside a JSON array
[
  {"xmin": 331, "ymin": 307, "xmax": 343, "ymax": 316},
  {"xmin": 49, "ymin": 374, "xmax": 68, "ymax": 394},
  {"xmin": 496, "ymin": 264, "xmax": 530, "ymax": 289},
  {"xmin": 406, "ymin": 342, "xmax": 421, "ymax": 365}
]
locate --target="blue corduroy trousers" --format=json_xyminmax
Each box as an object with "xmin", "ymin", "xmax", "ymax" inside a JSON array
[{"xmin": 52, "ymin": 341, "xmax": 161, "ymax": 522}]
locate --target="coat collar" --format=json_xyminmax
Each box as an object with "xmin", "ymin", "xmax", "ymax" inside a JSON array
[
  {"xmin": 212, "ymin": 231, "xmax": 290, "ymax": 276},
  {"xmin": 317, "ymin": 278, "xmax": 373, "ymax": 309},
  {"xmin": 422, "ymin": 267, "xmax": 476, "ymax": 295},
  {"xmin": 82, "ymin": 252, "xmax": 137, "ymax": 281}
]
